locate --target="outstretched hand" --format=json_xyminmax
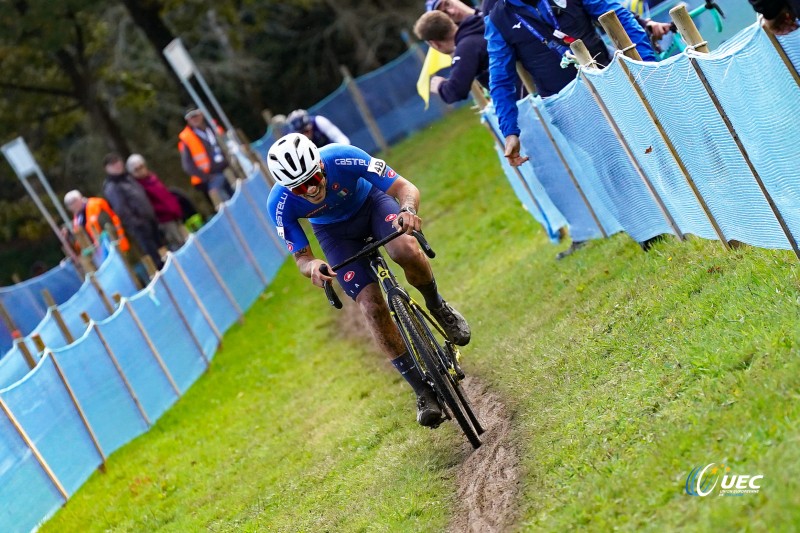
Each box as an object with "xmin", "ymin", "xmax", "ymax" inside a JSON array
[{"xmin": 504, "ymin": 135, "xmax": 529, "ymax": 167}]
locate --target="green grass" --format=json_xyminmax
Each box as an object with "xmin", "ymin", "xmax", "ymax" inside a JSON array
[{"xmin": 42, "ymin": 107, "xmax": 800, "ymax": 531}]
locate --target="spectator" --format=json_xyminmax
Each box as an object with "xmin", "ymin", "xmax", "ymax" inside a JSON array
[
  {"xmin": 63, "ymin": 189, "xmax": 129, "ymax": 253},
  {"xmin": 126, "ymin": 154, "xmax": 188, "ymax": 252},
  {"xmin": 178, "ymin": 106, "xmax": 234, "ymax": 207},
  {"xmin": 287, "ymin": 109, "xmax": 350, "ymax": 147},
  {"xmin": 102, "ymin": 153, "xmax": 164, "ymax": 268},
  {"xmin": 414, "ymin": 4, "xmax": 493, "ymax": 103},
  {"xmin": 749, "ymin": 0, "xmax": 799, "ymax": 34},
  {"xmin": 485, "ymin": 0, "xmax": 656, "ymax": 167}
]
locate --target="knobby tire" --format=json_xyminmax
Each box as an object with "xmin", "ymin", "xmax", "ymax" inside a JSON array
[{"xmin": 391, "ymin": 294, "xmax": 482, "ymax": 449}]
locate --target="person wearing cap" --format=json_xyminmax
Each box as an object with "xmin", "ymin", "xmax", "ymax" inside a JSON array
[
  {"xmin": 102, "ymin": 152, "xmax": 165, "ymax": 268},
  {"xmin": 287, "ymin": 109, "xmax": 350, "ymax": 148},
  {"xmin": 178, "ymin": 106, "xmax": 234, "ymax": 206},
  {"xmin": 63, "ymin": 189, "xmax": 130, "ymax": 253},
  {"xmin": 126, "ymin": 154, "xmax": 188, "ymax": 252},
  {"xmin": 415, "ymin": 1, "xmax": 498, "ymax": 103}
]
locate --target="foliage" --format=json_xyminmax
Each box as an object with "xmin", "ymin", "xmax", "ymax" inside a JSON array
[
  {"xmin": 40, "ymin": 108, "xmax": 800, "ymax": 531},
  {"xmin": 0, "ymin": 0, "xmax": 424, "ymax": 278}
]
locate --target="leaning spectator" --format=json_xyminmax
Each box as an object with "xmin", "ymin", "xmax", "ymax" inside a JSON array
[
  {"xmin": 102, "ymin": 153, "xmax": 164, "ymax": 268},
  {"xmin": 179, "ymin": 106, "xmax": 234, "ymax": 207},
  {"xmin": 64, "ymin": 189, "xmax": 129, "ymax": 254},
  {"xmin": 414, "ymin": 4, "xmax": 494, "ymax": 103},
  {"xmin": 485, "ymin": 0, "xmax": 656, "ymax": 167},
  {"xmin": 287, "ymin": 109, "xmax": 350, "ymax": 147},
  {"xmin": 126, "ymin": 154, "xmax": 188, "ymax": 252}
]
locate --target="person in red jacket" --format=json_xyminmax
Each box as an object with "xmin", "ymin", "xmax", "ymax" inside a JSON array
[
  {"xmin": 63, "ymin": 190, "xmax": 130, "ymax": 253},
  {"xmin": 126, "ymin": 154, "xmax": 188, "ymax": 252}
]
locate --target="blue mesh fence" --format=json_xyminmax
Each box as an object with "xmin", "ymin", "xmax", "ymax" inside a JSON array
[
  {"xmin": 0, "ymin": 343, "xmax": 33, "ymax": 391},
  {"xmin": 543, "ymin": 78, "xmax": 677, "ymax": 243},
  {"xmin": 127, "ymin": 278, "xmax": 207, "ymax": 394},
  {"xmin": 1, "ymin": 355, "xmax": 103, "ymax": 495},
  {"xmin": 95, "ymin": 302, "xmax": 180, "ymax": 420},
  {"xmin": 0, "ymin": 397, "xmax": 65, "ymax": 532},
  {"xmin": 229, "ymin": 177, "xmax": 287, "ymax": 283},
  {"xmin": 518, "ymin": 99, "xmax": 612, "ymax": 241},
  {"xmin": 0, "ymin": 167, "xmax": 289, "ymax": 531},
  {"xmin": 0, "ymin": 261, "xmax": 82, "ymax": 352},
  {"xmin": 160, "ymin": 254, "xmax": 220, "ymax": 359},
  {"xmin": 486, "ymin": 21, "xmax": 799, "ymax": 249},
  {"xmin": 0, "ymin": 12, "xmax": 797, "ymax": 531},
  {"xmin": 50, "ymin": 328, "xmax": 150, "ymax": 456},
  {"xmin": 94, "ymin": 246, "xmax": 138, "ymax": 300},
  {"xmin": 252, "ymin": 45, "xmax": 452, "ymax": 158},
  {"xmin": 199, "ymin": 191, "xmax": 264, "ymax": 311},
  {"xmin": 483, "ymin": 107, "xmax": 566, "ymax": 240},
  {"xmin": 778, "ymin": 26, "xmax": 800, "ymax": 68},
  {"xmin": 694, "ymin": 26, "xmax": 800, "ymax": 246}
]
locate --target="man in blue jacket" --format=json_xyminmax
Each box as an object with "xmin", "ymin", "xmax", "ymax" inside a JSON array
[
  {"xmin": 485, "ymin": 0, "xmax": 656, "ymax": 166},
  {"xmin": 415, "ymin": 7, "xmax": 490, "ymax": 103}
]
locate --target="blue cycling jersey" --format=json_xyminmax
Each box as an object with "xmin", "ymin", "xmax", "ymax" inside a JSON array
[{"xmin": 267, "ymin": 143, "xmax": 399, "ymax": 252}]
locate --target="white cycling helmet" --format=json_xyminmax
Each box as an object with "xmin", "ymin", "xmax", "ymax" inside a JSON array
[{"xmin": 267, "ymin": 133, "xmax": 321, "ymax": 188}]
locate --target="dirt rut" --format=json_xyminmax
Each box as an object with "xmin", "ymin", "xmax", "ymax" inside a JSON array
[{"xmin": 335, "ymin": 302, "xmax": 520, "ymax": 532}]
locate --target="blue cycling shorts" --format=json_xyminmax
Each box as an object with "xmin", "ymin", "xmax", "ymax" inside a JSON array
[{"xmin": 312, "ymin": 187, "xmax": 399, "ymax": 300}]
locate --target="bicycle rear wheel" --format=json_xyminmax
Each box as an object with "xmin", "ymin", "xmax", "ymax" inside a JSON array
[{"xmin": 391, "ymin": 294, "xmax": 482, "ymax": 449}]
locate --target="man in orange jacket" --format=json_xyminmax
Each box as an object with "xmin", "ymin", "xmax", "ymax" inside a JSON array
[
  {"xmin": 178, "ymin": 106, "xmax": 234, "ymax": 207},
  {"xmin": 64, "ymin": 189, "xmax": 129, "ymax": 253}
]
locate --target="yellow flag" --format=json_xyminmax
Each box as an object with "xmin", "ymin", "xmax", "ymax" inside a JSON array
[{"xmin": 416, "ymin": 47, "xmax": 453, "ymax": 109}]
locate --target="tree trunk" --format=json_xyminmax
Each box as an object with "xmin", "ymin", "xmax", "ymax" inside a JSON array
[{"xmin": 119, "ymin": 0, "xmax": 182, "ymax": 89}]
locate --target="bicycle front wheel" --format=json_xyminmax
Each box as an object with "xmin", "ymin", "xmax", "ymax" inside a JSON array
[{"xmin": 391, "ymin": 294, "xmax": 482, "ymax": 449}]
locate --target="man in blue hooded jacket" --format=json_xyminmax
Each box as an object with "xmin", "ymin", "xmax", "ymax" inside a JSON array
[{"xmin": 485, "ymin": 0, "xmax": 656, "ymax": 166}]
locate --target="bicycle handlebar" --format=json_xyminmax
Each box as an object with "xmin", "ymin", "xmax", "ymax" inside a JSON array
[{"xmin": 319, "ymin": 217, "xmax": 435, "ymax": 309}]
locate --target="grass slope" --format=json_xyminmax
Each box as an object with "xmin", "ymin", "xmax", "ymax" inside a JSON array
[{"xmin": 43, "ymin": 107, "xmax": 800, "ymax": 531}]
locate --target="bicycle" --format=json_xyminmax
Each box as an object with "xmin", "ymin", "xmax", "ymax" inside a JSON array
[
  {"xmin": 650, "ymin": 0, "xmax": 726, "ymax": 60},
  {"xmin": 319, "ymin": 225, "xmax": 485, "ymax": 449}
]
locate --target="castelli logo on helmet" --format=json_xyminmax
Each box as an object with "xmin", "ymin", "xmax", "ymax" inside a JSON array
[
  {"xmin": 385, "ymin": 214, "xmax": 397, "ymax": 222},
  {"xmin": 344, "ymin": 271, "xmax": 355, "ymax": 282}
]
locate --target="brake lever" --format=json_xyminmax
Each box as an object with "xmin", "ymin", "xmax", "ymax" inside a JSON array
[
  {"xmin": 319, "ymin": 264, "xmax": 342, "ymax": 309},
  {"xmin": 398, "ymin": 216, "xmax": 436, "ymax": 258}
]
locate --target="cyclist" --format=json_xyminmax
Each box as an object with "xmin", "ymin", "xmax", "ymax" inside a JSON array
[
  {"xmin": 287, "ymin": 109, "xmax": 350, "ymax": 147},
  {"xmin": 266, "ymin": 133, "xmax": 470, "ymax": 427}
]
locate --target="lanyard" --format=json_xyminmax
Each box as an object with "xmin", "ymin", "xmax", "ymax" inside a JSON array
[{"xmin": 512, "ymin": 0, "xmax": 572, "ymax": 57}]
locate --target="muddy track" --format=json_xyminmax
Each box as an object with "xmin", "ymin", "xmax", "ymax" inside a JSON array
[
  {"xmin": 335, "ymin": 302, "xmax": 520, "ymax": 532},
  {"xmin": 448, "ymin": 376, "xmax": 519, "ymax": 533}
]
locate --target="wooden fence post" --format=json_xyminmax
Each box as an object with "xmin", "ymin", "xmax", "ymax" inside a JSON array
[
  {"xmin": 170, "ymin": 253, "xmax": 223, "ymax": 347},
  {"xmin": 193, "ymin": 239, "xmax": 244, "ymax": 323},
  {"xmin": 0, "ymin": 396, "xmax": 69, "ymax": 500},
  {"xmin": 570, "ymin": 39, "xmax": 685, "ymax": 241},
  {"xmin": 598, "ymin": 10, "xmax": 728, "ymax": 248},
  {"xmin": 111, "ymin": 294, "xmax": 183, "ymax": 395},
  {"xmin": 340, "ymin": 65, "xmax": 390, "ymax": 154},
  {"xmin": 222, "ymin": 208, "xmax": 268, "ymax": 285},
  {"xmin": 31, "ymin": 335, "xmax": 107, "ymax": 470},
  {"xmin": 88, "ymin": 273, "xmax": 114, "ymax": 315},
  {"xmin": 16, "ymin": 340, "xmax": 37, "ymax": 370},
  {"xmin": 150, "ymin": 273, "xmax": 212, "ymax": 367},
  {"xmin": 670, "ymin": 5, "xmax": 800, "ymax": 259},
  {"xmin": 79, "ymin": 313, "xmax": 151, "ymax": 427},
  {"xmin": 0, "ymin": 301, "xmax": 20, "ymax": 340}
]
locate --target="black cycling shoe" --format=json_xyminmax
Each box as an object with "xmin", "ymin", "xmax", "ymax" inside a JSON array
[
  {"xmin": 428, "ymin": 300, "xmax": 471, "ymax": 346},
  {"xmin": 416, "ymin": 389, "xmax": 443, "ymax": 427}
]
